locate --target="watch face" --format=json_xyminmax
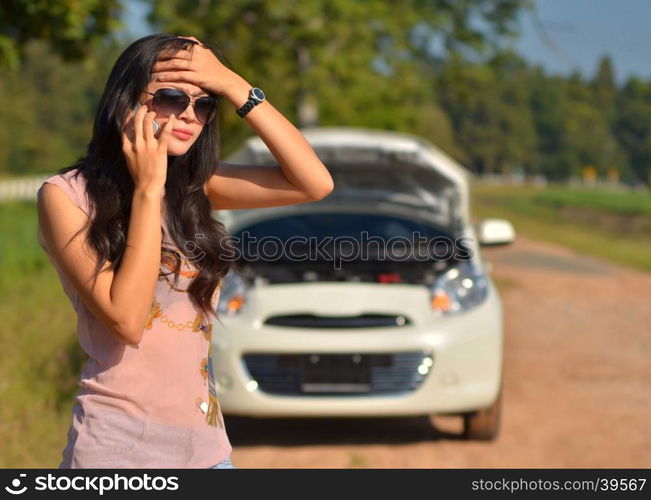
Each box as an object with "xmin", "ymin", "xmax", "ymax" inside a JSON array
[{"xmin": 252, "ymin": 88, "xmax": 265, "ymax": 101}]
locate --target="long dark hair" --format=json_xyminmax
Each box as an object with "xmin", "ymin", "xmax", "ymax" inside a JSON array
[{"xmin": 57, "ymin": 33, "xmax": 234, "ymax": 322}]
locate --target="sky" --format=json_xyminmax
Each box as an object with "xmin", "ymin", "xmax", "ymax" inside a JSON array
[
  {"xmin": 122, "ymin": 0, "xmax": 651, "ymax": 86},
  {"xmin": 514, "ymin": 0, "xmax": 651, "ymax": 85}
]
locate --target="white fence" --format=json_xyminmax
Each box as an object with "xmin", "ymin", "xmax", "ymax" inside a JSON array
[{"xmin": 0, "ymin": 175, "xmax": 51, "ymax": 202}]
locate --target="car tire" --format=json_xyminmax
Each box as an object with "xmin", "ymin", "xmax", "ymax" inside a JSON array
[{"xmin": 461, "ymin": 384, "xmax": 502, "ymax": 441}]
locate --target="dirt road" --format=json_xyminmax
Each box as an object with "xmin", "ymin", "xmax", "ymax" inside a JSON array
[{"xmin": 226, "ymin": 235, "xmax": 651, "ymax": 468}]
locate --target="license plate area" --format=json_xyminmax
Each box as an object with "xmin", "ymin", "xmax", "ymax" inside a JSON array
[{"xmin": 289, "ymin": 354, "xmax": 392, "ymax": 394}]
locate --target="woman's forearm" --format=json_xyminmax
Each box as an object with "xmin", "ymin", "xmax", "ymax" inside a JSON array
[
  {"xmin": 110, "ymin": 188, "xmax": 163, "ymax": 343},
  {"xmin": 222, "ymin": 74, "xmax": 334, "ymax": 199}
]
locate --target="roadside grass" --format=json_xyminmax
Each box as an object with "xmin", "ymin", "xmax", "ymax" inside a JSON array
[
  {"xmin": 346, "ymin": 452, "xmax": 368, "ymax": 468},
  {"xmin": 470, "ymin": 183, "xmax": 651, "ymax": 273},
  {"xmin": 0, "ymin": 200, "xmax": 83, "ymax": 467},
  {"xmin": 532, "ymin": 186, "xmax": 651, "ymax": 216}
]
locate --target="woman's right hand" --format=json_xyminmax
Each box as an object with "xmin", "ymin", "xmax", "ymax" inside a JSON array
[{"xmin": 121, "ymin": 104, "xmax": 176, "ymax": 194}]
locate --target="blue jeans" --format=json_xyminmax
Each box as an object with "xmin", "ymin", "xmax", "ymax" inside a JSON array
[{"xmin": 210, "ymin": 455, "xmax": 237, "ymax": 469}]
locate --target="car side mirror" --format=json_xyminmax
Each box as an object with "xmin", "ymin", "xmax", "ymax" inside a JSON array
[{"xmin": 477, "ymin": 218, "xmax": 515, "ymax": 246}]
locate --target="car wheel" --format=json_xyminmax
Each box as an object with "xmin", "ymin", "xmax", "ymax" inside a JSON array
[{"xmin": 462, "ymin": 385, "xmax": 502, "ymax": 441}]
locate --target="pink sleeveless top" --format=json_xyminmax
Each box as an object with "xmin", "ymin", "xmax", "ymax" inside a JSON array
[{"xmin": 38, "ymin": 167, "xmax": 232, "ymax": 468}]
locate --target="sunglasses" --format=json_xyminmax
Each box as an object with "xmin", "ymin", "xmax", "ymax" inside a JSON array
[{"xmin": 143, "ymin": 88, "xmax": 218, "ymax": 125}]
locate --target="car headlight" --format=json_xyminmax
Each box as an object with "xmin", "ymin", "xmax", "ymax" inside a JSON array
[
  {"xmin": 430, "ymin": 260, "xmax": 488, "ymax": 314},
  {"xmin": 217, "ymin": 269, "xmax": 249, "ymax": 315}
]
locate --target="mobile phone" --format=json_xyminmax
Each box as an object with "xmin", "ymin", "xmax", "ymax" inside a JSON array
[{"xmin": 133, "ymin": 102, "xmax": 160, "ymax": 135}]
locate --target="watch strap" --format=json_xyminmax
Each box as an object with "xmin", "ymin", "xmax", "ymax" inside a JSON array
[
  {"xmin": 236, "ymin": 97, "xmax": 257, "ymax": 118},
  {"xmin": 236, "ymin": 88, "xmax": 264, "ymax": 118}
]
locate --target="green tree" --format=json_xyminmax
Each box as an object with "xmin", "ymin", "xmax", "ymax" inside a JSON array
[
  {"xmin": 614, "ymin": 77, "xmax": 651, "ymax": 184},
  {"xmin": 0, "ymin": 0, "xmax": 123, "ymax": 69},
  {"xmin": 0, "ymin": 39, "xmax": 124, "ymax": 175},
  {"xmin": 528, "ymin": 69, "xmax": 569, "ymax": 179},
  {"xmin": 435, "ymin": 50, "xmax": 537, "ymax": 174},
  {"xmin": 590, "ymin": 55, "xmax": 617, "ymax": 124},
  {"xmin": 563, "ymin": 100, "xmax": 625, "ymax": 179}
]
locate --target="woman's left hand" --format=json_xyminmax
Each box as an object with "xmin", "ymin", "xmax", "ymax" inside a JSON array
[{"xmin": 151, "ymin": 36, "xmax": 239, "ymax": 96}]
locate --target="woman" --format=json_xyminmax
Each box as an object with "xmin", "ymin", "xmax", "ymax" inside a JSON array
[{"xmin": 36, "ymin": 33, "xmax": 334, "ymax": 469}]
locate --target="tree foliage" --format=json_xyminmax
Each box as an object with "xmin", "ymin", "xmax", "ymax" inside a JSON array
[{"xmin": 0, "ymin": 0, "xmax": 123, "ymax": 69}]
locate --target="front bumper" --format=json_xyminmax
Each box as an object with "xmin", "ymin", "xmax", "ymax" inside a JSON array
[{"xmin": 210, "ymin": 281, "xmax": 503, "ymax": 418}]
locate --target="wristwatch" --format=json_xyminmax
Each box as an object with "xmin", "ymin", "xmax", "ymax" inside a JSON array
[{"xmin": 236, "ymin": 87, "xmax": 265, "ymax": 118}]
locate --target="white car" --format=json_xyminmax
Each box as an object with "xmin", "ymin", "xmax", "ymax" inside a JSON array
[{"xmin": 211, "ymin": 127, "xmax": 515, "ymax": 440}]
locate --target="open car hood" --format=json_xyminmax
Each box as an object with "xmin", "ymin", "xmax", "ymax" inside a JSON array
[{"xmin": 219, "ymin": 127, "xmax": 473, "ymax": 235}]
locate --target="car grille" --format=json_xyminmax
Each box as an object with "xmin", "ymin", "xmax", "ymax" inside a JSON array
[
  {"xmin": 263, "ymin": 313, "xmax": 410, "ymax": 328},
  {"xmin": 242, "ymin": 351, "xmax": 432, "ymax": 396}
]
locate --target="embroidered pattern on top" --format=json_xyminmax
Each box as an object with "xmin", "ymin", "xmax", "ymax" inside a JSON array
[
  {"xmin": 160, "ymin": 246, "xmax": 200, "ymax": 292},
  {"xmin": 206, "ymin": 352, "xmax": 224, "ymax": 428},
  {"xmin": 195, "ymin": 353, "xmax": 224, "ymax": 428},
  {"xmin": 143, "ymin": 246, "xmax": 213, "ymax": 340},
  {"xmin": 149, "ymin": 244, "xmax": 224, "ymax": 428},
  {"xmin": 145, "ymin": 300, "xmax": 213, "ymax": 340},
  {"xmin": 199, "ymin": 357, "xmax": 209, "ymax": 384}
]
